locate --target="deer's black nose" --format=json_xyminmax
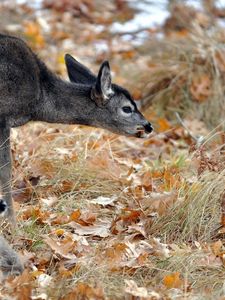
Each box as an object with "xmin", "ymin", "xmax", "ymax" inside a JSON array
[{"xmin": 144, "ymin": 123, "xmax": 153, "ymax": 133}]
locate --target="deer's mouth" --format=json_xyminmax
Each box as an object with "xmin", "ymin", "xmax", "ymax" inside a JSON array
[{"xmin": 135, "ymin": 124, "xmax": 153, "ymax": 138}]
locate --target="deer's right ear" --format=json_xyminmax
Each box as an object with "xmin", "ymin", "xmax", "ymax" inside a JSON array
[
  {"xmin": 65, "ymin": 54, "xmax": 96, "ymax": 84},
  {"xmin": 91, "ymin": 61, "xmax": 114, "ymax": 107}
]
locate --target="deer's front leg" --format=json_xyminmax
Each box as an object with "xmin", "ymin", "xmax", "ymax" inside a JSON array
[
  {"xmin": 0, "ymin": 125, "xmax": 14, "ymax": 223},
  {"xmin": 0, "ymin": 236, "xmax": 24, "ymax": 277}
]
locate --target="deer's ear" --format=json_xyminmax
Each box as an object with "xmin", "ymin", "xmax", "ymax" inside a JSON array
[
  {"xmin": 65, "ymin": 54, "xmax": 96, "ymax": 84},
  {"xmin": 92, "ymin": 61, "xmax": 113, "ymax": 106}
]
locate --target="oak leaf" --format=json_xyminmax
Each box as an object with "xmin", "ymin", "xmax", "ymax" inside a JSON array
[
  {"xmin": 44, "ymin": 236, "xmax": 76, "ymax": 259},
  {"xmin": 68, "ymin": 221, "xmax": 110, "ymax": 238}
]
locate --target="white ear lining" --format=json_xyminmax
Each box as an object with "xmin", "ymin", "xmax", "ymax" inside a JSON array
[
  {"xmin": 104, "ymin": 87, "xmax": 114, "ymax": 100},
  {"xmin": 100, "ymin": 65, "xmax": 112, "ymax": 98}
]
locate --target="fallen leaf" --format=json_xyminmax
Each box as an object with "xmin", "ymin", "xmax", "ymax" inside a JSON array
[
  {"xmin": 190, "ymin": 74, "xmax": 211, "ymax": 102},
  {"xmin": 23, "ymin": 21, "xmax": 45, "ymax": 49},
  {"xmin": 124, "ymin": 279, "xmax": 148, "ymax": 297},
  {"xmin": 5, "ymin": 269, "xmax": 33, "ymax": 299},
  {"xmin": 211, "ymin": 240, "xmax": 223, "ymax": 257},
  {"xmin": 90, "ymin": 195, "xmax": 118, "ymax": 206},
  {"xmin": 44, "ymin": 236, "xmax": 76, "ymax": 259},
  {"xmin": 37, "ymin": 273, "xmax": 52, "ymax": 288},
  {"xmin": 68, "ymin": 221, "xmax": 110, "ymax": 238},
  {"xmin": 60, "ymin": 282, "xmax": 105, "ymax": 300},
  {"xmin": 69, "ymin": 209, "xmax": 81, "ymax": 221},
  {"xmin": 157, "ymin": 118, "xmax": 171, "ymax": 132},
  {"xmin": 163, "ymin": 272, "xmax": 183, "ymax": 289}
]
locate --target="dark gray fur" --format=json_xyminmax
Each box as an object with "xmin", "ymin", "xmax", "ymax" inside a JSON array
[
  {"xmin": 0, "ymin": 200, "xmax": 24, "ymax": 276},
  {"xmin": 0, "ymin": 236, "xmax": 24, "ymax": 277},
  {"xmin": 0, "ymin": 34, "xmax": 153, "ymax": 221}
]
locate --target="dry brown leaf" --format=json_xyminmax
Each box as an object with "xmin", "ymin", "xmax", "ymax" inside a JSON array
[
  {"xmin": 21, "ymin": 207, "xmax": 50, "ymax": 224},
  {"xmin": 60, "ymin": 282, "xmax": 105, "ymax": 300},
  {"xmin": 44, "ymin": 236, "xmax": 76, "ymax": 259},
  {"xmin": 211, "ymin": 240, "xmax": 223, "ymax": 257},
  {"xmin": 60, "ymin": 180, "xmax": 75, "ymax": 193},
  {"xmin": 104, "ymin": 242, "xmax": 128, "ymax": 265},
  {"xmin": 190, "ymin": 74, "xmax": 211, "ymax": 102},
  {"xmin": 5, "ymin": 269, "xmax": 33, "ymax": 299},
  {"xmin": 120, "ymin": 209, "xmax": 142, "ymax": 224},
  {"xmin": 31, "ymin": 159, "xmax": 56, "ymax": 178},
  {"xmin": 12, "ymin": 182, "xmax": 33, "ymax": 203},
  {"xmin": 141, "ymin": 171, "xmax": 153, "ymax": 191},
  {"xmin": 127, "ymin": 223, "xmax": 147, "ymax": 238},
  {"xmin": 142, "ymin": 191, "xmax": 177, "ymax": 216},
  {"xmin": 68, "ymin": 221, "xmax": 110, "ymax": 238}
]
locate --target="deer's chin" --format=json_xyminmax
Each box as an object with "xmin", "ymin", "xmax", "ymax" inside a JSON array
[
  {"xmin": 134, "ymin": 131, "xmax": 150, "ymax": 138},
  {"xmin": 135, "ymin": 131, "xmax": 149, "ymax": 138},
  {"xmin": 108, "ymin": 126, "xmax": 152, "ymax": 138},
  {"xmin": 123, "ymin": 130, "xmax": 150, "ymax": 138}
]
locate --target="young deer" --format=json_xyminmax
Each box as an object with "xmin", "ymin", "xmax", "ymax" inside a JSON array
[{"xmin": 0, "ymin": 33, "xmax": 153, "ymax": 222}]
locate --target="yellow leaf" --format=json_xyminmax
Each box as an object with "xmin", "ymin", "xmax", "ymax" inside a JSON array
[
  {"xmin": 157, "ymin": 118, "xmax": 171, "ymax": 132},
  {"xmin": 31, "ymin": 270, "xmax": 44, "ymax": 278},
  {"xmin": 163, "ymin": 272, "xmax": 183, "ymax": 289},
  {"xmin": 23, "ymin": 21, "xmax": 45, "ymax": 49},
  {"xmin": 69, "ymin": 209, "xmax": 81, "ymax": 221},
  {"xmin": 55, "ymin": 229, "xmax": 65, "ymax": 236}
]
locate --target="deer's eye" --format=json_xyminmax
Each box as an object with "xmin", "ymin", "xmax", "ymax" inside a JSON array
[{"xmin": 122, "ymin": 106, "xmax": 132, "ymax": 114}]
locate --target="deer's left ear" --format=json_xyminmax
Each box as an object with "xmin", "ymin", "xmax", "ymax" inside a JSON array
[
  {"xmin": 65, "ymin": 54, "xmax": 96, "ymax": 84},
  {"xmin": 91, "ymin": 61, "xmax": 114, "ymax": 106}
]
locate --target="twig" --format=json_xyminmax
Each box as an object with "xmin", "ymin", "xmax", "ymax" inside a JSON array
[
  {"xmin": 175, "ymin": 112, "xmax": 205, "ymax": 146},
  {"xmin": 111, "ymin": 27, "xmax": 151, "ymax": 37}
]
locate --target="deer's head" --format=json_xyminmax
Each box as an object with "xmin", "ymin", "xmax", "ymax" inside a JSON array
[{"xmin": 65, "ymin": 54, "xmax": 153, "ymax": 138}]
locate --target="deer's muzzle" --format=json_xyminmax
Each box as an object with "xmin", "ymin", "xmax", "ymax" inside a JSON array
[{"xmin": 135, "ymin": 122, "xmax": 153, "ymax": 138}]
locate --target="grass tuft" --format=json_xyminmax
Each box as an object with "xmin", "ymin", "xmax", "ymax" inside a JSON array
[{"xmin": 147, "ymin": 169, "xmax": 225, "ymax": 243}]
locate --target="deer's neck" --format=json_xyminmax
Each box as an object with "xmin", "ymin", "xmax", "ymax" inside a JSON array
[{"xmin": 35, "ymin": 67, "xmax": 96, "ymax": 126}]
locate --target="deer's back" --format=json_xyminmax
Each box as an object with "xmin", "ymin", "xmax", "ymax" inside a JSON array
[{"xmin": 0, "ymin": 34, "xmax": 41, "ymax": 126}]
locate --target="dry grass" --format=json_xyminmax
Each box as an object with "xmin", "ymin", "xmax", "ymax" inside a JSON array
[
  {"xmin": 147, "ymin": 168, "xmax": 225, "ymax": 243},
  {"xmin": 138, "ymin": 26, "xmax": 225, "ymax": 129},
  {"xmin": 7, "ymin": 122, "xmax": 223, "ymax": 299},
  {"xmin": 143, "ymin": 250, "xmax": 225, "ymax": 299}
]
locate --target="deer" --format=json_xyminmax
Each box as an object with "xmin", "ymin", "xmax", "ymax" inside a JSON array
[{"xmin": 0, "ymin": 33, "xmax": 153, "ymax": 274}]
